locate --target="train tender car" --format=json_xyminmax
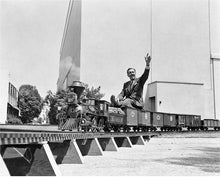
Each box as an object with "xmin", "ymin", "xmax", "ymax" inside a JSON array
[
  {"xmin": 108, "ymin": 107, "xmax": 125, "ymax": 132},
  {"xmin": 162, "ymin": 113, "xmax": 178, "ymax": 131},
  {"xmin": 107, "ymin": 107, "xmax": 139, "ymax": 132},
  {"xmin": 151, "ymin": 112, "xmax": 164, "ymax": 131},
  {"xmin": 137, "ymin": 110, "xmax": 151, "ymax": 132}
]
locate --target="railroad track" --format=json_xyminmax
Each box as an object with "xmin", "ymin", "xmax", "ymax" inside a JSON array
[{"xmin": 0, "ymin": 124, "xmax": 219, "ymax": 132}]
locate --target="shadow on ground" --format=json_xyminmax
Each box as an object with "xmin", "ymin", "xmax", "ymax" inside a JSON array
[{"xmin": 154, "ymin": 147, "xmax": 220, "ymax": 173}]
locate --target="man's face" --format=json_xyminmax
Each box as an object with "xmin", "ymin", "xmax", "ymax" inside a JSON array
[{"xmin": 127, "ymin": 68, "xmax": 136, "ymax": 80}]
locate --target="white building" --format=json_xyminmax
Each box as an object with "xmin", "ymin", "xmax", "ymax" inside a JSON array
[
  {"xmin": 144, "ymin": 0, "xmax": 220, "ymax": 120},
  {"xmin": 0, "ymin": 68, "xmax": 20, "ymax": 124},
  {"xmin": 0, "ymin": 68, "xmax": 9, "ymax": 124}
]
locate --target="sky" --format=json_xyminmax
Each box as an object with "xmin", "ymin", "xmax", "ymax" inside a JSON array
[
  {"xmin": 0, "ymin": 0, "xmax": 219, "ymax": 101},
  {"xmin": 0, "ymin": 0, "xmax": 69, "ymax": 98}
]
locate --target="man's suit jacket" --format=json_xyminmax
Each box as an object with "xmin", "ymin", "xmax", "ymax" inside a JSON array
[{"xmin": 118, "ymin": 68, "xmax": 150, "ymax": 108}]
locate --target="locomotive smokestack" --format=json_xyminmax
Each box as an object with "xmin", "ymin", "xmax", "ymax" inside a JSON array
[{"xmin": 69, "ymin": 81, "xmax": 85, "ymax": 99}]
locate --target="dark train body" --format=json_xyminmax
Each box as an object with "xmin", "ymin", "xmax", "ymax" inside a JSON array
[{"xmin": 57, "ymin": 81, "xmax": 220, "ymax": 132}]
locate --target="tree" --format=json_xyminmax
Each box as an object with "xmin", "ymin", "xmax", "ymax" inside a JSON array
[
  {"xmin": 81, "ymin": 84, "xmax": 105, "ymax": 100},
  {"xmin": 18, "ymin": 85, "xmax": 42, "ymax": 123},
  {"xmin": 44, "ymin": 84, "xmax": 105, "ymax": 125},
  {"xmin": 44, "ymin": 90, "xmax": 68, "ymax": 125}
]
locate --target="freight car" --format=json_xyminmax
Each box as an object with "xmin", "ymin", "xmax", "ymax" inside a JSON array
[
  {"xmin": 201, "ymin": 119, "xmax": 220, "ymax": 131},
  {"xmin": 57, "ymin": 81, "xmax": 220, "ymax": 132}
]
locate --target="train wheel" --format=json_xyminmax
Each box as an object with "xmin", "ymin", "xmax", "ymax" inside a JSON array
[
  {"xmin": 103, "ymin": 126, "xmax": 111, "ymax": 132},
  {"xmin": 133, "ymin": 127, "xmax": 136, "ymax": 132}
]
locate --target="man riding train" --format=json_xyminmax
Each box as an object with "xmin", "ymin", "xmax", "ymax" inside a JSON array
[
  {"xmin": 57, "ymin": 53, "xmax": 151, "ymax": 131},
  {"xmin": 110, "ymin": 53, "xmax": 151, "ymax": 110}
]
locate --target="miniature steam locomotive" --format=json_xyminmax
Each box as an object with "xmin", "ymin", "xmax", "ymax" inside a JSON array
[
  {"xmin": 57, "ymin": 81, "xmax": 110, "ymax": 132},
  {"xmin": 57, "ymin": 81, "xmax": 220, "ymax": 132}
]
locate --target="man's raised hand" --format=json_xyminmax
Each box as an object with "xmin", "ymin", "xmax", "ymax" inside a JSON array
[{"xmin": 145, "ymin": 53, "xmax": 151, "ymax": 66}]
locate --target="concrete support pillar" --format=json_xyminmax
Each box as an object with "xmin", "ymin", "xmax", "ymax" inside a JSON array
[
  {"xmin": 97, "ymin": 137, "xmax": 118, "ymax": 151},
  {"xmin": 114, "ymin": 137, "xmax": 132, "ymax": 148},
  {"xmin": 129, "ymin": 136, "xmax": 145, "ymax": 145},
  {"xmin": 1, "ymin": 143, "xmax": 61, "ymax": 176},
  {"xmin": 76, "ymin": 138, "xmax": 103, "ymax": 156},
  {"xmin": 0, "ymin": 150, "xmax": 10, "ymax": 176},
  {"xmin": 49, "ymin": 140, "xmax": 83, "ymax": 164},
  {"xmin": 41, "ymin": 142, "xmax": 62, "ymax": 176}
]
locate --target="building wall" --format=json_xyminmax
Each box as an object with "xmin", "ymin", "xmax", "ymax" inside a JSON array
[
  {"xmin": 145, "ymin": 0, "xmax": 219, "ymax": 119},
  {"xmin": 0, "ymin": 68, "xmax": 9, "ymax": 123},
  {"xmin": 0, "ymin": 68, "xmax": 19, "ymax": 123},
  {"xmin": 8, "ymin": 83, "xmax": 18, "ymax": 108},
  {"xmin": 146, "ymin": 82, "xmax": 204, "ymax": 117},
  {"xmin": 7, "ymin": 82, "xmax": 20, "ymax": 120},
  {"xmin": 151, "ymin": 0, "xmax": 210, "ymax": 86}
]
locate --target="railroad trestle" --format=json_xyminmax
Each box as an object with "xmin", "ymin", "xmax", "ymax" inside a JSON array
[{"xmin": 0, "ymin": 130, "xmax": 157, "ymax": 176}]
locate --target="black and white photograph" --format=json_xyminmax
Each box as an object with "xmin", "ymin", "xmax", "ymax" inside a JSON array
[{"xmin": 0, "ymin": 0, "xmax": 220, "ymax": 176}]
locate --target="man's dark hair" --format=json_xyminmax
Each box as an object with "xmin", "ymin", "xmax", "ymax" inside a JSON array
[{"xmin": 127, "ymin": 68, "xmax": 136, "ymax": 74}]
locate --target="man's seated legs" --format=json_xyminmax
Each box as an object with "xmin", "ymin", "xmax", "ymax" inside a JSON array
[
  {"xmin": 120, "ymin": 98, "xmax": 135, "ymax": 108},
  {"xmin": 110, "ymin": 95, "xmax": 134, "ymax": 108}
]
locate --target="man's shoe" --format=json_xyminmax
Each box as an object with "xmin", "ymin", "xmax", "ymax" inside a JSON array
[{"xmin": 110, "ymin": 95, "xmax": 119, "ymax": 107}]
